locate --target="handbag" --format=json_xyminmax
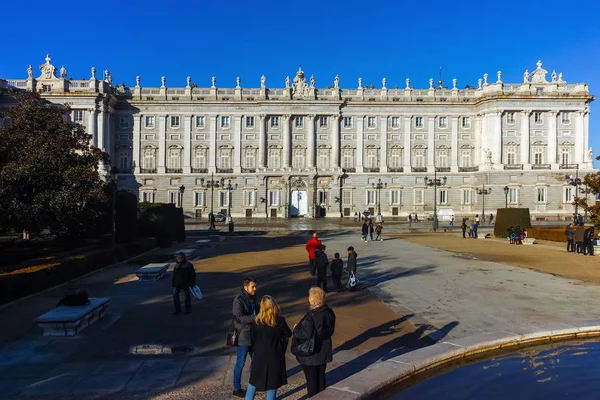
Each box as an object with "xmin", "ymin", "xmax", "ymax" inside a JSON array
[
  {"xmin": 291, "ymin": 314, "xmax": 316, "ymax": 357},
  {"xmin": 189, "ymin": 285, "xmax": 203, "ymax": 300},
  {"xmin": 226, "ymin": 319, "xmax": 239, "ymax": 347}
]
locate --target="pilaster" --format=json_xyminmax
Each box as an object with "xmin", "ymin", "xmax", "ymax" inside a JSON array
[
  {"xmin": 356, "ymin": 116, "xmax": 364, "ymax": 173},
  {"xmin": 451, "ymin": 116, "xmax": 459, "ymax": 172},
  {"xmin": 520, "ymin": 110, "xmax": 531, "ymax": 169},
  {"xmin": 158, "ymin": 115, "xmax": 167, "ymax": 173},
  {"xmin": 575, "ymin": 111, "xmax": 584, "ymax": 164},
  {"xmin": 330, "ymin": 114, "xmax": 340, "ymax": 168},
  {"xmin": 234, "ymin": 115, "xmax": 242, "ymax": 173},
  {"xmin": 258, "ymin": 114, "xmax": 266, "ymax": 168},
  {"xmin": 209, "ymin": 115, "xmax": 217, "ymax": 172},
  {"xmin": 548, "ymin": 110, "xmax": 558, "ymax": 169},
  {"xmin": 133, "ymin": 115, "xmax": 141, "ymax": 173},
  {"xmin": 403, "ymin": 116, "xmax": 411, "ymax": 171},
  {"xmin": 88, "ymin": 107, "xmax": 97, "ymax": 148},
  {"xmin": 307, "ymin": 114, "xmax": 316, "ymax": 168},
  {"xmin": 427, "ymin": 116, "xmax": 435, "ymax": 171},
  {"xmin": 282, "ymin": 115, "xmax": 291, "ymax": 168},
  {"xmin": 379, "ymin": 115, "xmax": 388, "ymax": 173},
  {"xmin": 183, "ymin": 115, "xmax": 192, "ymax": 173}
]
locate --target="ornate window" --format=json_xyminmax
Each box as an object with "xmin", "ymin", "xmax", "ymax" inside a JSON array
[
  {"xmin": 561, "ymin": 112, "xmax": 571, "ymax": 124},
  {"xmin": 268, "ymin": 146, "xmax": 281, "ymax": 169},
  {"xmin": 293, "ymin": 147, "xmax": 306, "ymax": 169},
  {"xmin": 342, "ymin": 146, "xmax": 355, "ymax": 169},
  {"xmin": 415, "ymin": 117, "xmax": 424, "ymax": 128},
  {"xmin": 534, "ymin": 112, "xmax": 543, "ymax": 124},
  {"xmin": 73, "ymin": 110, "xmax": 83, "ymax": 122},
  {"xmin": 509, "ymin": 187, "xmax": 519, "ymax": 204},
  {"xmin": 461, "ymin": 188, "xmax": 472, "ymax": 204},
  {"xmin": 270, "ymin": 116, "xmax": 279, "ymax": 128},
  {"xmin": 143, "ymin": 146, "xmax": 157, "ymax": 170},
  {"xmin": 170, "ymin": 116, "xmax": 180, "ymax": 128},
  {"xmin": 194, "ymin": 191, "xmax": 204, "ymax": 207},
  {"xmin": 436, "ymin": 146, "xmax": 449, "ymax": 167},
  {"xmin": 145, "ymin": 116, "xmax": 155, "ymax": 128},
  {"xmin": 506, "ymin": 112, "xmax": 516, "ymax": 124},
  {"xmin": 564, "ymin": 187, "xmax": 574, "ymax": 203},
  {"xmin": 390, "ymin": 190, "xmax": 401, "ymax": 205},
  {"xmin": 221, "ymin": 116, "xmax": 230, "ymax": 128},
  {"xmin": 141, "ymin": 191, "xmax": 154, "ymax": 203},
  {"xmin": 245, "ymin": 116, "xmax": 254, "ymax": 128},
  {"xmin": 244, "ymin": 190, "xmax": 256, "ymax": 207},
  {"xmin": 532, "ymin": 141, "xmax": 546, "ymax": 165},
  {"xmin": 168, "ymin": 146, "xmax": 182, "ymax": 169},
  {"xmin": 117, "ymin": 146, "xmax": 130, "ymax": 170},
  {"xmin": 366, "ymin": 146, "xmax": 379, "ymax": 168},
  {"xmin": 537, "ymin": 187, "xmax": 547, "ymax": 203},
  {"xmin": 343, "ymin": 117, "xmax": 352, "ymax": 128},
  {"xmin": 319, "ymin": 116, "xmax": 328, "ymax": 127},
  {"xmin": 219, "ymin": 146, "xmax": 233, "ymax": 169},
  {"xmin": 194, "ymin": 146, "xmax": 207, "ymax": 169},
  {"xmin": 412, "ymin": 145, "xmax": 426, "ymax": 168},
  {"xmin": 504, "ymin": 142, "xmax": 519, "ymax": 165},
  {"xmin": 391, "ymin": 117, "xmax": 400, "ymax": 128},
  {"xmin": 438, "ymin": 116, "xmax": 448, "ymax": 129},
  {"xmin": 317, "ymin": 146, "xmax": 330, "ymax": 169},
  {"xmin": 367, "ymin": 117, "xmax": 376, "ymax": 128},
  {"xmin": 342, "ymin": 190, "xmax": 352, "ymax": 205},
  {"xmin": 462, "ymin": 117, "xmax": 471, "ymax": 128},
  {"xmin": 460, "ymin": 145, "xmax": 473, "ymax": 168},
  {"xmin": 269, "ymin": 190, "xmax": 279, "ymax": 206},
  {"xmin": 244, "ymin": 147, "xmax": 257, "ymax": 169},
  {"xmin": 366, "ymin": 190, "xmax": 376, "ymax": 205},
  {"xmin": 439, "ymin": 189, "xmax": 448, "ymax": 205},
  {"xmin": 295, "ymin": 116, "xmax": 304, "ymax": 128},
  {"xmin": 196, "ymin": 116, "xmax": 205, "ymax": 128},
  {"xmin": 414, "ymin": 189, "xmax": 424, "ymax": 205},
  {"xmin": 389, "ymin": 146, "xmax": 402, "ymax": 168},
  {"xmin": 560, "ymin": 142, "xmax": 573, "ymax": 165}
]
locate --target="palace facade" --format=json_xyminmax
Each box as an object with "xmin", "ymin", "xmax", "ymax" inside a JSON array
[{"xmin": 1, "ymin": 56, "xmax": 595, "ymax": 219}]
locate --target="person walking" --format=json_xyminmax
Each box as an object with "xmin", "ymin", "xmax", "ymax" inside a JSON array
[
  {"xmin": 584, "ymin": 225, "xmax": 595, "ymax": 256},
  {"xmin": 361, "ymin": 220, "xmax": 369, "ymax": 242},
  {"xmin": 565, "ymin": 224, "xmax": 575, "ymax": 252},
  {"xmin": 473, "ymin": 216, "xmax": 479, "ymax": 239},
  {"xmin": 329, "ymin": 253, "xmax": 344, "ymax": 292},
  {"xmin": 450, "ymin": 214, "xmax": 454, "ymax": 227},
  {"xmin": 575, "ymin": 223, "xmax": 585, "ymax": 254},
  {"xmin": 414, "ymin": 213, "xmax": 419, "ymax": 223},
  {"xmin": 461, "ymin": 219, "xmax": 467, "ymax": 239},
  {"xmin": 368, "ymin": 220, "xmax": 374, "ymax": 242},
  {"xmin": 232, "ymin": 277, "xmax": 260, "ymax": 398},
  {"xmin": 375, "ymin": 223, "xmax": 383, "ymax": 241},
  {"xmin": 172, "ymin": 252, "xmax": 196, "ymax": 315},
  {"xmin": 314, "ymin": 245, "xmax": 329, "ymax": 292},
  {"xmin": 408, "ymin": 213, "xmax": 412, "ymax": 227},
  {"xmin": 293, "ymin": 287, "xmax": 336, "ymax": 398},
  {"xmin": 347, "ymin": 246, "xmax": 358, "ymax": 292},
  {"xmin": 245, "ymin": 295, "xmax": 292, "ymax": 400},
  {"xmin": 305, "ymin": 232, "xmax": 322, "ymax": 276},
  {"xmin": 489, "ymin": 213, "xmax": 494, "ymax": 225},
  {"xmin": 353, "ymin": 212, "xmax": 358, "ymax": 223}
]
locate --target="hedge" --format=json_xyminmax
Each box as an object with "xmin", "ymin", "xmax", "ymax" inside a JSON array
[
  {"xmin": 527, "ymin": 227, "xmax": 568, "ymax": 242},
  {"xmin": 138, "ymin": 203, "xmax": 185, "ymax": 247},
  {"xmin": 0, "ymin": 237, "xmax": 156, "ymax": 305},
  {"xmin": 494, "ymin": 208, "xmax": 532, "ymax": 238},
  {"xmin": 115, "ymin": 190, "xmax": 138, "ymax": 243}
]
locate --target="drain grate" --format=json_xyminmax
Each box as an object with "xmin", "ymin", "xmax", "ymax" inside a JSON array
[{"xmin": 130, "ymin": 344, "xmax": 194, "ymax": 355}]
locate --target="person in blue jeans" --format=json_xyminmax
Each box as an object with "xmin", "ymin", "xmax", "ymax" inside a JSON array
[{"xmin": 232, "ymin": 276, "xmax": 259, "ymax": 398}]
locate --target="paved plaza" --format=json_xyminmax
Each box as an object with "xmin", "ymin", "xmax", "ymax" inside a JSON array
[{"xmin": 1, "ymin": 221, "xmax": 600, "ymax": 399}]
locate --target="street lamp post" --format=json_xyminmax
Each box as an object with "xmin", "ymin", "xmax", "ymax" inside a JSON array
[
  {"xmin": 339, "ymin": 168, "xmax": 348, "ymax": 218},
  {"xmin": 109, "ymin": 166, "xmax": 119, "ymax": 249},
  {"xmin": 372, "ymin": 178, "xmax": 387, "ymax": 216},
  {"xmin": 424, "ymin": 172, "xmax": 447, "ymax": 232},
  {"xmin": 503, "ymin": 186, "xmax": 509, "ymax": 209},
  {"xmin": 178, "ymin": 184, "xmax": 185, "ymax": 209},
  {"xmin": 224, "ymin": 179, "xmax": 238, "ymax": 217},
  {"xmin": 476, "ymin": 185, "xmax": 492, "ymax": 224},
  {"xmin": 200, "ymin": 173, "xmax": 224, "ymax": 216}
]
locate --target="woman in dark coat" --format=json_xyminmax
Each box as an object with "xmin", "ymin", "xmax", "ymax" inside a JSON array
[
  {"xmin": 172, "ymin": 252, "xmax": 196, "ymax": 315},
  {"xmin": 293, "ymin": 287, "xmax": 336, "ymax": 398},
  {"xmin": 246, "ymin": 295, "xmax": 292, "ymax": 400}
]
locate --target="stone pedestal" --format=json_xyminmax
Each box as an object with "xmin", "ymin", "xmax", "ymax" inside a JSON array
[
  {"xmin": 135, "ymin": 263, "xmax": 169, "ymax": 281},
  {"xmin": 174, "ymin": 248, "xmax": 197, "ymax": 259},
  {"xmin": 195, "ymin": 239, "xmax": 211, "ymax": 248}
]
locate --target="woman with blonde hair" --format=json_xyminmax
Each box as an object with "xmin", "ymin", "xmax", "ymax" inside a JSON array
[
  {"xmin": 292, "ymin": 287, "xmax": 336, "ymax": 398},
  {"xmin": 246, "ymin": 295, "xmax": 292, "ymax": 400}
]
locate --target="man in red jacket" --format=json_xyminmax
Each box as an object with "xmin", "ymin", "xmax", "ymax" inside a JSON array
[{"xmin": 305, "ymin": 232, "xmax": 322, "ymax": 276}]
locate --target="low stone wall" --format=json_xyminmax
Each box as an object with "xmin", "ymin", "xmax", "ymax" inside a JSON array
[{"xmin": 314, "ymin": 322, "xmax": 600, "ymax": 399}]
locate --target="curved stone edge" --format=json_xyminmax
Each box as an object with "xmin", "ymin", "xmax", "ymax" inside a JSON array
[{"xmin": 313, "ymin": 322, "xmax": 600, "ymax": 400}]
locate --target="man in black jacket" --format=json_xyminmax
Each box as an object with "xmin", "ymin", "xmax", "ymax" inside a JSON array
[
  {"xmin": 314, "ymin": 245, "xmax": 329, "ymax": 292},
  {"xmin": 584, "ymin": 225, "xmax": 595, "ymax": 256},
  {"xmin": 565, "ymin": 224, "xmax": 575, "ymax": 252},
  {"xmin": 172, "ymin": 252, "xmax": 196, "ymax": 315},
  {"xmin": 232, "ymin": 276, "xmax": 259, "ymax": 398}
]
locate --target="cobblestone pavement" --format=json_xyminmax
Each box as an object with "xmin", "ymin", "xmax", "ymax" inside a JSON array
[{"xmin": 0, "ymin": 232, "xmax": 432, "ymax": 399}]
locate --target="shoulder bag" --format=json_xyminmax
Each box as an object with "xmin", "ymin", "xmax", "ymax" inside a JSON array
[
  {"xmin": 226, "ymin": 318, "xmax": 239, "ymax": 347},
  {"xmin": 291, "ymin": 313, "xmax": 316, "ymax": 357}
]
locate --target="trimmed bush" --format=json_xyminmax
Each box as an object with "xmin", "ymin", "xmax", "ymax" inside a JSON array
[
  {"xmin": 138, "ymin": 203, "xmax": 184, "ymax": 247},
  {"xmin": 494, "ymin": 208, "xmax": 532, "ymax": 238},
  {"xmin": 527, "ymin": 227, "xmax": 568, "ymax": 242},
  {"xmin": 174, "ymin": 207, "xmax": 186, "ymax": 242},
  {"xmin": 115, "ymin": 190, "xmax": 138, "ymax": 243},
  {"xmin": 0, "ymin": 237, "xmax": 156, "ymax": 305}
]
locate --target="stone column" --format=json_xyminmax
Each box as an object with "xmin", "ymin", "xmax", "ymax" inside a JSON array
[
  {"xmin": 158, "ymin": 115, "xmax": 167, "ymax": 173},
  {"xmin": 492, "ymin": 111, "xmax": 502, "ymax": 167},
  {"xmin": 330, "ymin": 114, "xmax": 340, "ymax": 168},
  {"xmin": 451, "ymin": 116, "xmax": 459, "ymax": 172},
  {"xmin": 548, "ymin": 110, "xmax": 558, "ymax": 168},
  {"xmin": 258, "ymin": 114, "xmax": 266, "ymax": 168},
  {"xmin": 307, "ymin": 114, "xmax": 315, "ymax": 168},
  {"xmin": 356, "ymin": 116, "xmax": 364, "ymax": 173},
  {"xmin": 183, "ymin": 115, "xmax": 192, "ymax": 174},
  {"xmin": 403, "ymin": 116, "xmax": 411, "ymax": 171},
  {"xmin": 234, "ymin": 115, "xmax": 242, "ymax": 173},
  {"xmin": 282, "ymin": 115, "xmax": 291, "ymax": 168},
  {"xmin": 584, "ymin": 111, "xmax": 590, "ymax": 165},
  {"xmin": 480, "ymin": 113, "xmax": 488, "ymax": 168},
  {"xmin": 473, "ymin": 114, "xmax": 482, "ymax": 166},
  {"xmin": 209, "ymin": 115, "xmax": 217, "ymax": 172},
  {"xmin": 379, "ymin": 115, "xmax": 388, "ymax": 173},
  {"xmin": 427, "ymin": 116, "xmax": 435, "ymax": 171},
  {"xmin": 104, "ymin": 111, "xmax": 112, "ymax": 160},
  {"xmin": 97, "ymin": 109, "xmax": 105, "ymax": 153},
  {"xmin": 88, "ymin": 107, "xmax": 97, "ymax": 148},
  {"xmin": 520, "ymin": 111, "xmax": 530, "ymax": 168},
  {"xmin": 133, "ymin": 115, "xmax": 141, "ymax": 173},
  {"xmin": 575, "ymin": 111, "xmax": 584, "ymax": 164}
]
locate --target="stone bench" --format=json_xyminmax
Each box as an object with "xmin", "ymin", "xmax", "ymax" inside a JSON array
[
  {"xmin": 174, "ymin": 248, "xmax": 197, "ymax": 259},
  {"xmin": 523, "ymin": 238, "xmax": 536, "ymax": 245},
  {"xmin": 195, "ymin": 239, "xmax": 211, "ymax": 248},
  {"xmin": 35, "ymin": 298, "xmax": 110, "ymax": 336},
  {"xmin": 135, "ymin": 263, "xmax": 169, "ymax": 281}
]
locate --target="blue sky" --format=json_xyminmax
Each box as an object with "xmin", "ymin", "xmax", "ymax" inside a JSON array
[{"xmin": 2, "ymin": 0, "xmax": 599, "ymax": 165}]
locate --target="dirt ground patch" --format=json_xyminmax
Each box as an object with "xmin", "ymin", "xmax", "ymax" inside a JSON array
[{"xmin": 398, "ymin": 233, "xmax": 600, "ymax": 285}]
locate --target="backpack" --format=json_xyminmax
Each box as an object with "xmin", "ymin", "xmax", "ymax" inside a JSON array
[{"xmin": 57, "ymin": 288, "xmax": 90, "ymax": 307}]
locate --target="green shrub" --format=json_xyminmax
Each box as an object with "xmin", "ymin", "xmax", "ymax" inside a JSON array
[
  {"xmin": 174, "ymin": 207, "xmax": 186, "ymax": 242},
  {"xmin": 138, "ymin": 203, "xmax": 185, "ymax": 247},
  {"xmin": 0, "ymin": 237, "xmax": 156, "ymax": 305},
  {"xmin": 494, "ymin": 208, "xmax": 532, "ymax": 238},
  {"xmin": 527, "ymin": 227, "xmax": 568, "ymax": 242},
  {"xmin": 115, "ymin": 190, "xmax": 138, "ymax": 243}
]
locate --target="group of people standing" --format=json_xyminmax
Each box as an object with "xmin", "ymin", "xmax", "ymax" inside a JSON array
[
  {"xmin": 360, "ymin": 220, "xmax": 383, "ymax": 242},
  {"xmin": 306, "ymin": 233, "xmax": 359, "ymax": 292},
  {"xmin": 460, "ymin": 215, "xmax": 480, "ymax": 239},
  {"xmin": 565, "ymin": 223, "xmax": 595, "ymax": 255},
  {"xmin": 231, "ymin": 278, "xmax": 336, "ymax": 399}
]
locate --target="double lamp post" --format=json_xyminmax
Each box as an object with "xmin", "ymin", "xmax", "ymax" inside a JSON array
[{"xmin": 424, "ymin": 173, "xmax": 446, "ymax": 232}]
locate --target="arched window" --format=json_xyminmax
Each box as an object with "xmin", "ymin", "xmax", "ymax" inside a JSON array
[
  {"xmin": 143, "ymin": 146, "xmax": 157, "ymax": 170},
  {"xmin": 168, "ymin": 146, "xmax": 182, "ymax": 169}
]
